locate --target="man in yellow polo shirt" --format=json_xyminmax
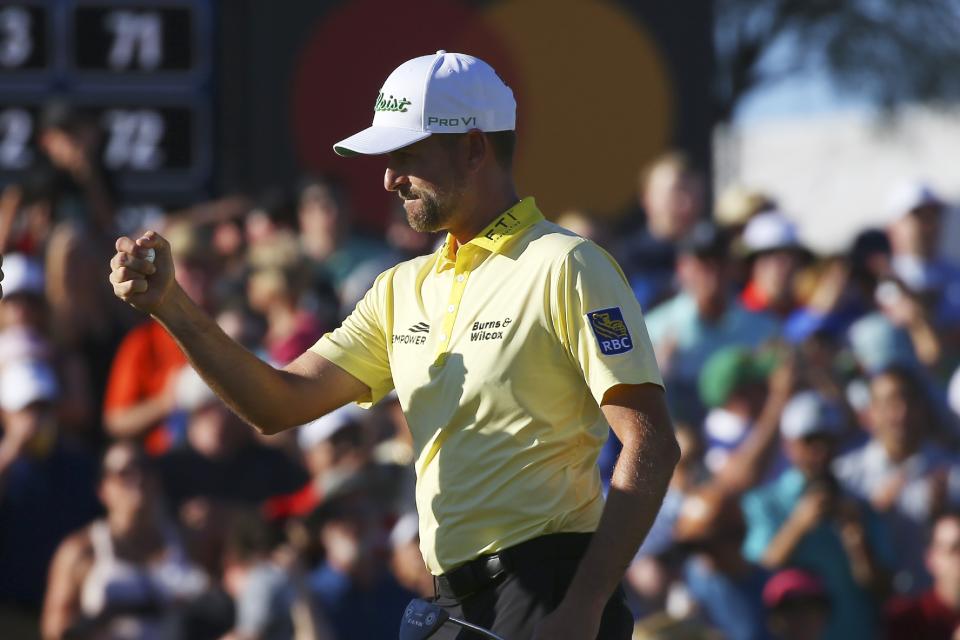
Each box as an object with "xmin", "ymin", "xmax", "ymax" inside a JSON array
[{"xmin": 109, "ymin": 51, "xmax": 679, "ymax": 640}]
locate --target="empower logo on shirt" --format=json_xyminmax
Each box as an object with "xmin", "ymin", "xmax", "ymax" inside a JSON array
[
  {"xmin": 393, "ymin": 322, "xmax": 430, "ymax": 345},
  {"xmin": 588, "ymin": 307, "xmax": 633, "ymax": 355}
]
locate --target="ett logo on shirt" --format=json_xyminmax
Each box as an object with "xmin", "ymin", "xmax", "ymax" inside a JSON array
[{"xmin": 588, "ymin": 307, "xmax": 633, "ymax": 355}]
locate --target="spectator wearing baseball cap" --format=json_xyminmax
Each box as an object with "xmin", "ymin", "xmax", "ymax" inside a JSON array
[
  {"xmin": 0, "ymin": 360, "xmax": 100, "ymax": 611},
  {"xmin": 698, "ymin": 346, "xmax": 777, "ymax": 475},
  {"xmin": 763, "ymin": 568, "xmax": 830, "ymax": 640},
  {"xmin": 266, "ymin": 402, "xmax": 415, "ymax": 527},
  {"xmin": 739, "ymin": 211, "xmax": 811, "ymax": 319},
  {"xmin": 0, "ymin": 253, "xmax": 45, "ymax": 331},
  {"xmin": 0, "ymin": 253, "xmax": 99, "ymax": 439},
  {"xmin": 885, "ymin": 181, "xmax": 960, "ymax": 329},
  {"xmin": 155, "ymin": 366, "xmax": 307, "ymax": 509},
  {"xmin": 950, "ymin": 365, "xmax": 960, "ymax": 424},
  {"xmin": 264, "ymin": 405, "xmax": 371, "ymax": 520},
  {"xmin": 0, "ymin": 255, "xmax": 51, "ymax": 374},
  {"xmin": 742, "ymin": 391, "xmax": 893, "ymax": 640},
  {"xmin": 645, "ymin": 222, "xmax": 780, "ymax": 418}
]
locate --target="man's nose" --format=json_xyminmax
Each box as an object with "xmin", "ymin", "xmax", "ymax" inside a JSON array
[{"xmin": 384, "ymin": 167, "xmax": 408, "ymax": 192}]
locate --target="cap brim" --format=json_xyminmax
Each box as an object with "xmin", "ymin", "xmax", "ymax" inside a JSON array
[{"xmin": 333, "ymin": 126, "xmax": 431, "ymax": 157}]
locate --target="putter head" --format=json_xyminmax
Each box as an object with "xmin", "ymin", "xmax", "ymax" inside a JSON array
[{"xmin": 399, "ymin": 598, "xmax": 451, "ymax": 640}]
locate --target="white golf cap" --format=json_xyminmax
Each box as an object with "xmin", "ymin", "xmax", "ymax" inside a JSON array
[
  {"xmin": 780, "ymin": 391, "xmax": 843, "ymax": 440},
  {"xmin": 0, "ymin": 359, "xmax": 59, "ymax": 412},
  {"xmin": 174, "ymin": 366, "xmax": 219, "ymax": 412},
  {"xmin": 949, "ymin": 366, "xmax": 960, "ymax": 419},
  {"xmin": 0, "ymin": 253, "xmax": 44, "ymax": 298},
  {"xmin": 742, "ymin": 210, "xmax": 803, "ymax": 255},
  {"xmin": 333, "ymin": 50, "xmax": 516, "ymax": 157},
  {"xmin": 297, "ymin": 404, "xmax": 366, "ymax": 450},
  {"xmin": 885, "ymin": 180, "xmax": 943, "ymax": 222}
]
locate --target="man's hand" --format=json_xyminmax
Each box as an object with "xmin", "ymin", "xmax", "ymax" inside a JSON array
[
  {"xmin": 930, "ymin": 467, "xmax": 950, "ymax": 517},
  {"xmin": 0, "ymin": 412, "xmax": 40, "ymax": 465},
  {"xmin": 532, "ymin": 600, "xmax": 602, "ymax": 640},
  {"xmin": 871, "ymin": 471, "xmax": 907, "ymax": 513},
  {"xmin": 41, "ymin": 129, "xmax": 93, "ymax": 181},
  {"xmin": 110, "ymin": 231, "xmax": 177, "ymax": 316},
  {"xmin": 789, "ymin": 489, "xmax": 832, "ymax": 534}
]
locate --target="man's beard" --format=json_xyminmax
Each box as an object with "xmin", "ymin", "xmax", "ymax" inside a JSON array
[{"xmin": 402, "ymin": 180, "xmax": 462, "ymax": 233}]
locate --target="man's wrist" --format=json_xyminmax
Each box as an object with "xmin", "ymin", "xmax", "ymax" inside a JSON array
[
  {"xmin": 562, "ymin": 576, "xmax": 611, "ymax": 616},
  {"xmin": 0, "ymin": 440, "xmax": 24, "ymax": 470},
  {"xmin": 153, "ymin": 284, "xmax": 188, "ymax": 327},
  {"xmin": 784, "ymin": 512, "xmax": 811, "ymax": 537}
]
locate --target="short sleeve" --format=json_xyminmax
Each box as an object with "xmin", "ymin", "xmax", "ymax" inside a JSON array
[
  {"xmin": 553, "ymin": 240, "xmax": 663, "ymax": 405},
  {"xmin": 310, "ymin": 268, "xmax": 395, "ymax": 407},
  {"xmin": 236, "ymin": 567, "xmax": 291, "ymax": 635},
  {"xmin": 103, "ymin": 323, "xmax": 154, "ymax": 411},
  {"xmin": 740, "ymin": 490, "xmax": 775, "ymax": 563}
]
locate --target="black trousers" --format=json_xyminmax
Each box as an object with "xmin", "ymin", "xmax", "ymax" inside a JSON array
[{"xmin": 428, "ymin": 533, "xmax": 634, "ymax": 639}]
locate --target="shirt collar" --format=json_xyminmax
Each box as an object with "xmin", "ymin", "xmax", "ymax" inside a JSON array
[{"xmin": 435, "ymin": 197, "xmax": 543, "ymax": 272}]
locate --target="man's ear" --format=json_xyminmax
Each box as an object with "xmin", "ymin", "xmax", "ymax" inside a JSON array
[{"xmin": 463, "ymin": 130, "xmax": 488, "ymax": 172}]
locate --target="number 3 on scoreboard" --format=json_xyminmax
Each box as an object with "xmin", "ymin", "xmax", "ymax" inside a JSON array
[{"xmin": 0, "ymin": 6, "xmax": 33, "ymax": 69}]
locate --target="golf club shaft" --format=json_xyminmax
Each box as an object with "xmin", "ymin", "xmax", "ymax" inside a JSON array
[{"xmin": 449, "ymin": 616, "xmax": 507, "ymax": 640}]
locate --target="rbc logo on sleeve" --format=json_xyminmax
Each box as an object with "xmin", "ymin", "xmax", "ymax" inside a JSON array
[{"xmin": 587, "ymin": 307, "xmax": 633, "ymax": 355}]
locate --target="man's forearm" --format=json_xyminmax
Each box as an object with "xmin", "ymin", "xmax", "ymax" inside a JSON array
[
  {"xmin": 154, "ymin": 286, "xmax": 325, "ymax": 433},
  {"xmin": 104, "ymin": 394, "xmax": 174, "ymax": 439},
  {"xmin": 562, "ymin": 414, "xmax": 679, "ymax": 612},
  {"xmin": 761, "ymin": 517, "xmax": 807, "ymax": 569}
]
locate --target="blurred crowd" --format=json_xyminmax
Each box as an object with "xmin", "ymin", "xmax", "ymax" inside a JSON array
[{"xmin": 0, "ymin": 104, "xmax": 959, "ymax": 640}]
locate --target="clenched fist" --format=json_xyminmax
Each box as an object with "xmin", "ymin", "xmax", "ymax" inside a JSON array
[{"xmin": 110, "ymin": 231, "xmax": 177, "ymax": 316}]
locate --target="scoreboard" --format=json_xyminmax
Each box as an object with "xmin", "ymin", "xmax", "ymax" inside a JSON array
[{"xmin": 0, "ymin": 0, "xmax": 214, "ymax": 204}]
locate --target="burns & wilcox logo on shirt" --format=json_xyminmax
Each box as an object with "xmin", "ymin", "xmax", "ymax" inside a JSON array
[
  {"xmin": 588, "ymin": 307, "xmax": 633, "ymax": 355},
  {"xmin": 470, "ymin": 317, "xmax": 512, "ymax": 342}
]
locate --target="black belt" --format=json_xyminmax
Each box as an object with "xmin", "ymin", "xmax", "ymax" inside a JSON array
[{"xmin": 434, "ymin": 532, "xmax": 593, "ymax": 600}]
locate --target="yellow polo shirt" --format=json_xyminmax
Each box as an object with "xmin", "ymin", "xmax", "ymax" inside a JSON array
[{"xmin": 310, "ymin": 197, "xmax": 662, "ymax": 574}]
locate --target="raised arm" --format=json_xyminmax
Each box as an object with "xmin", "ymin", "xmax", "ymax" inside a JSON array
[{"xmin": 109, "ymin": 231, "xmax": 368, "ymax": 434}]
